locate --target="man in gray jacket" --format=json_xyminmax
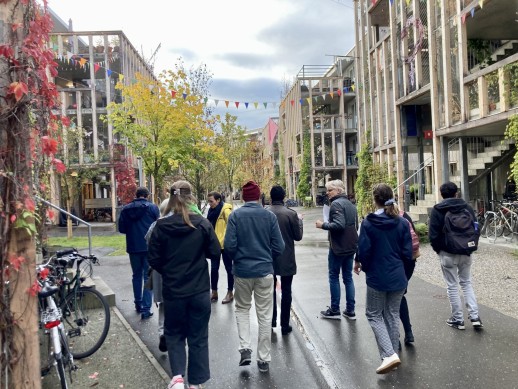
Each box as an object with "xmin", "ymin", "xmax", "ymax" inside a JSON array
[
  {"xmin": 268, "ymin": 185, "xmax": 303, "ymax": 335},
  {"xmin": 224, "ymin": 181, "xmax": 285, "ymax": 373},
  {"xmin": 316, "ymin": 179, "xmax": 358, "ymax": 320}
]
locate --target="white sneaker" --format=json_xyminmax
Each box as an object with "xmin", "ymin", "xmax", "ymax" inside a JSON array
[
  {"xmin": 376, "ymin": 353, "xmax": 401, "ymax": 374},
  {"xmin": 167, "ymin": 375, "xmax": 185, "ymax": 389}
]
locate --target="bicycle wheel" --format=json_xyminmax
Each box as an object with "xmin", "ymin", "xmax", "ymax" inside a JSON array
[
  {"xmin": 55, "ymin": 355, "xmax": 69, "ymax": 389},
  {"xmin": 503, "ymin": 213, "xmax": 514, "ymax": 238},
  {"xmin": 78, "ymin": 259, "xmax": 93, "ymax": 279},
  {"xmin": 60, "ymin": 287, "xmax": 110, "ymax": 359}
]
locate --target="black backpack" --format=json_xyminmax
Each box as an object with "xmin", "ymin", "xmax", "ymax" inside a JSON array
[{"xmin": 443, "ymin": 208, "xmax": 479, "ymax": 255}]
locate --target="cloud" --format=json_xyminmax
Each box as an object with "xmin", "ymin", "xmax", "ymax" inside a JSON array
[
  {"xmin": 167, "ymin": 47, "xmax": 198, "ymax": 63},
  {"xmin": 213, "ymin": 52, "xmax": 275, "ymax": 71}
]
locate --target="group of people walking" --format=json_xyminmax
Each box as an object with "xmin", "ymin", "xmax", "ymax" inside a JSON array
[{"xmin": 117, "ymin": 177, "xmax": 483, "ymax": 388}]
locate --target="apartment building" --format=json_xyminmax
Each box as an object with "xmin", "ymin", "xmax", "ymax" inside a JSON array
[
  {"xmin": 355, "ymin": 0, "xmax": 518, "ymax": 221},
  {"xmin": 279, "ymin": 52, "xmax": 358, "ymax": 204},
  {"xmin": 48, "ymin": 10, "xmax": 155, "ymax": 222}
]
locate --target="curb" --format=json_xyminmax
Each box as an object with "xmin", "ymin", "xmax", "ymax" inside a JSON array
[
  {"xmin": 290, "ymin": 304, "xmax": 338, "ymax": 389},
  {"xmin": 112, "ymin": 306, "xmax": 170, "ymax": 385}
]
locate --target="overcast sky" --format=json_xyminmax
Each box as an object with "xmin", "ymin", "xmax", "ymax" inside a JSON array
[{"xmin": 50, "ymin": 0, "xmax": 356, "ymax": 130}]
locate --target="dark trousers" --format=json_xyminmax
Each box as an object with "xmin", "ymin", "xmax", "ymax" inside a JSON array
[
  {"xmin": 272, "ymin": 275, "xmax": 293, "ymax": 328},
  {"xmin": 210, "ymin": 249, "xmax": 234, "ymax": 291},
  {"xmin": 400, "ymin": 261, "xmax": 416, "ymax": 335},
  {"xmin": 163, "ymin": 291, "xmax": 211, "ymax": 385}
]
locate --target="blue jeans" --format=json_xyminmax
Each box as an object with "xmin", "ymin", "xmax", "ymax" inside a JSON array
[
  {"xmin": 129, "ymin": 252, "xmax": 152, "ymax": 313},
  {"xmin": 328, "ymin": 250, "xmax": 355, "ymax": 313}
]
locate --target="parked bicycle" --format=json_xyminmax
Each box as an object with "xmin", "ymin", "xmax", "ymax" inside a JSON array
[
  {"xmin": 38, "ymin": 261, "xmax": 76, "ymax": 388},
  {"xmin": 47, "ymin": 249, "xmax": 111, "ymax": 359}
]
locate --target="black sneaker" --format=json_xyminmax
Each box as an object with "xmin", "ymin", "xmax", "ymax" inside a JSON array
[
  {"xmin": 404, "ymin": 332, "xmax": 415, "ymax": 344},
  {"xmin": 141, "ymin": 311, "xmax": 154, "ymax": 320},
  {"xmin": 446, "ymin": 317, "xmax": 465, "ymax": 330},
  {"xmin": 471, "ymin": 317, "xmax": 483, "ymax": 329},
  {"xmin": 320, "ymin": 307, "xmax": 341, "ymax": 320},
  {"xmin": 281, "ymin": 325, "xmax": 292, "ymax": 335},
  {"xmin": 239, "ymin": 349, "xmax": 252, "ymax": 366},
  {"xmin": 257, "ymin": 360, "xmax": 269, "ymax": 373},
  {"xmin": 159, "ymin": 334, "xmax": 167, "ymax": 352},
  {"xmin": 342, "ymin": 310, "xmax": 356, "ymax": 321}
]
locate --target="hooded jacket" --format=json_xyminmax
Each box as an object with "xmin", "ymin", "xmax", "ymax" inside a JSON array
[
  {"xmin": 147, "ymin": 213, "xmax": 220, "ymax": 299},
  {"xmin": 357, "ymin": 211, "xmax": 413, "ymax": 291},
  {"xmin": 268, "ymin": 201, "xmax": 303, "ymax": 276},
  {"xmin": 118, "ymin": 198, "xmax": 160, "ymax": 253},
  {"xmin": 428, "ymin": 198, "xmax": 476, "ymax": 254},
  {"xmin": 321, "ymin": 194, "xmax": 358, "ymax": 256}
]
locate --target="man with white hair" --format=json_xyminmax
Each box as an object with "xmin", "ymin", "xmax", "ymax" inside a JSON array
[{"xmin": 316, "ymin": 179, "xmax": 358, "ymax": 320}]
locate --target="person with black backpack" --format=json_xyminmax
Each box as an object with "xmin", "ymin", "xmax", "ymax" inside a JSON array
[{"xmin": 428, "ymin": 182, "xmax": 482, "ymax": 331}]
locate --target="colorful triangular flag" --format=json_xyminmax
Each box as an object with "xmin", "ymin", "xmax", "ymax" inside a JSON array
[
  {"xmin": 263, "ymin": 102, "xmax": 268, "ymax": 109},
  {"xmin": 225, "ymin": 100, "xmax": 229, "ymax": 108},
  {"xmin": 182, "ymin": 93, "xmax": 187, "ymax": 100},
  {"xmin": 214, "ymin": 99, "xmax": 219, "ymax": 107},
  {"xmin": 245, "ymin": 102, "xmax": 249, "ymax": 109},
  {"xmin": 107, "ymin": 69, "xmax": 113, "ymax": 77},
  {"xmin": 254, "ymin": 102, "xmax": 259, "ymax": 109},
  {"xmin": 235, "ymin": 102, "xmax": 240, "ymax": 109}
]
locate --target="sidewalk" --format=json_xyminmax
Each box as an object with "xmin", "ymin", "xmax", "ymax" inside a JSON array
[{"xmin": 42, "ymin": 307, "xmax": 169, "ymax": 389}]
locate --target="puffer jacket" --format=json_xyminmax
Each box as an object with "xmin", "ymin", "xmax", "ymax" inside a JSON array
[{"xmin": 322, "ymin": 194, "xmax": 358, "ymax": 256}]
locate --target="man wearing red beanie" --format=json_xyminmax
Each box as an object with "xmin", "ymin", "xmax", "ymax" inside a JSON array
[{"xmin": 224, "ymin": 180, "xmax": 285, "ymax": 373}]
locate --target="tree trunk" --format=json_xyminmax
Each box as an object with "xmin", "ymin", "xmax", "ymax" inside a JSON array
[
  {"xmin": 8, "ymin": 230, "xmax": 41, "ymax": 389},
  {"xmin": 1, "ymin": 2, "xmax": 42, "ymax": 387}
]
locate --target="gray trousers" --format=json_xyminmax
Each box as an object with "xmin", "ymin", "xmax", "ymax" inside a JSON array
[
  {"xmin": 439, "ymin": 250, "xmax": 479, "ymax": 321},
  {"xmin": 365, "ymin": 286, "xmax": 405, "ymax": 359},
  {"xmin": 234, "ymin": 274, "xmax": 274, "ymax": 362}
]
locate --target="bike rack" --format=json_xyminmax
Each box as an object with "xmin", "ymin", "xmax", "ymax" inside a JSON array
[{"xmin": 35, "ymin": 196, "xmax": 93, "ymax": 255}]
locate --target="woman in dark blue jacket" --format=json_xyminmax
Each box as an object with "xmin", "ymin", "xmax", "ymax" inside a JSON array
[{"xmin": 354, "ymin": 184, "xmax": 413, "ymax": 375}]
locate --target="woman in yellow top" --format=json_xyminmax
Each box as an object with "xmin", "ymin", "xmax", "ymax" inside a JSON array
[{"xmin": 206, "ymin": 191, "xmax": 234, "ymax": 304}]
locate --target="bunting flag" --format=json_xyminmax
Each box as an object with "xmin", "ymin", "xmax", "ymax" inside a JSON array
[
  {"xmin": 203, "ymin": 97, "xmax": 208, "ymax": 104},
  {"xmin": 337, "ymin": 89, "xmax": 342, "ymax": 97},
  {"xmin": 79, "ymin": 58, "xmax": 87, "ymax": 67},
  {"xmin": 254, "ymin": 102, "xmax": 259, "ymax": 109},
  {"xmin": 479, "ymin": 0, "xmax": 484, "ymax": 8},
  {"xmin": 171, "ymin": 90, "xmax": 177, "ymax": 98},
  {"xmin": 299, "ymin": 98, "xmax": 303, "ymax": 105},
  {"xmin": 106, "ymin": 69, "xmax": 113, "ymax": 77},
  {"xmin": 470, "ymin": 7, "xmax": 475, "ymax": 18},
  {"xmin": 182, "ymin": 93, "xmax": 187, "ymax": 99},
  {"xmin": 330, "ymin": 91, "xmax": 334, "ymax": 98},
  {"xmin": 267, "ymin": 118, "xmax": 279, "ymax": 145},
  {"xmin": 235, "ymin": 101, "xmax": 239, "ymax": 108},
  {"xmin": 290, "ymin": 100, "xmax": 294, "ymax": 106},
  {"xmin": 263, "ymin": 102, "xmax": 268, "ymax": 109},
  {"xmin": 389, "ymin": 0, "xmax": 393, "ymax": 5},
  {"xmin": 118, "ymin": 74, "xmax": 124, "ymax": 82},
  {"xmin": 214, "ymin": 99, "xmax": 219, "ymax": 107},
  {"xmin": 306, "ymin": 97, "xmax": 311, "ymax": 104},
  {"xmin": 461, "ymin": 12, "xmax": 468, "ymax": 24},
  {"xmin": 245, "ymin": 102, "xmax": 249, "ymax": 109},
  {"xmin": 225, "ymin": 100, "xmax": 229, "ymax": 108},
  {"xmin": 94, "ymin": 63, "xmax": 100, "ymax": 73}
]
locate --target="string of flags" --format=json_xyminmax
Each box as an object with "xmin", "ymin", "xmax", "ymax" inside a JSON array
[{"xmin": 54, "ymin": 50, "xmax": 357, "ymax": 110}]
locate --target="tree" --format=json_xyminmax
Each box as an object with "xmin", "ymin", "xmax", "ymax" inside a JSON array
[
  {"xmin": 216, "ymin": 113, "xmax": 248, "ymax": 194},
  {"xmin": 165, "ymin": 61, "xmax": 223, "ymax": 205},
  {"xmin": 1, "ymin": 1, "xmax": 61, "ymax": 387},
  {"xmin": 107, "ymin": 71, "xmax": 194, "ymax": 202}
]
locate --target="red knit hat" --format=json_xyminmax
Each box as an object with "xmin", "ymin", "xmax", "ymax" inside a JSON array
[{"xmin": 242, "ymin": 180, "xmax": 261, "ymax": 201}]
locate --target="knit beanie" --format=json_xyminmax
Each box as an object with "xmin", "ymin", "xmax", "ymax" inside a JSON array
[
  {"xmin": 270, "ymin": 185, "xmax": 286, "ymax": 202},
  {"xmin": 242, "ymin": 181, "xmax": 261, "ymax": 202}
]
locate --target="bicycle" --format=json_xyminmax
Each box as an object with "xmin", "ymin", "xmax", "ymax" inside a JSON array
[
  {"xmin": 49, "ymin": 249, "xmax": 111, "ymax": 359},
  {"xmin": 38, "ymin": 262, "xmax": 77, "ymax": 388}
]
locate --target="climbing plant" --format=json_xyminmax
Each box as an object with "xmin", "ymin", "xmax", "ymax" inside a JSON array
[
  {"xmin": 296, "ymin": 131, "xmax": 311, "ymax": 204},
  {"xmin": 505, "ymin": 114, "xmax": 518, "ymax": 181},
  {"xmin": 354, "ymin": 131, "xmax": 396, "ymax": 218}
]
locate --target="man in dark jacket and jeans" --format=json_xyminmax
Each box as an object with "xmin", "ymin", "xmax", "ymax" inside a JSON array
[
  {"xmin": 316, "ymin": 179, "xmax": 358, "ymax": 320},
  {"xmin": 268, "ymin": 185, "xmax": 303, "ymax": 335},
  {"xmin": 118, "ymin": 187, "xmax": 160, "ymax": 319},
  {"xmin": 429, "ymin": 181, "xmax": 482, "ymax": 330}
]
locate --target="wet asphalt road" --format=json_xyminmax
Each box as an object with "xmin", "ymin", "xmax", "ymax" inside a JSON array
[{"xmin": 57, "ymin": 204, "xmax": 518, "ymax": 388}]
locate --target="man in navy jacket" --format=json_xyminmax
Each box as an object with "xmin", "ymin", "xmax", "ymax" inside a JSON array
[{"xmin": 119, "ymin": 187, "xmax": 159, "ymax": 319}]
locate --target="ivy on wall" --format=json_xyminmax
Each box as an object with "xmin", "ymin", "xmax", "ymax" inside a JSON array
[{"xmin": 296, "ymin": 131, "xmax": 311, "ymax": 204}]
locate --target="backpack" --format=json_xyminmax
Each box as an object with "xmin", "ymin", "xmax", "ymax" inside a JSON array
[
  {"xmin": 442, "ymin": 208, "xmax": 479, "ymax": 255},
  {"xmin": 400, "ymin": 211, "xmax": 420, "ymax": 259}
]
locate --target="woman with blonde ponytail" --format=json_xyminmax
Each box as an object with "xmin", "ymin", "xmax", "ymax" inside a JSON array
[
  {"xmin": 148, "ymin": 180, "xmax": 220, "ymax": 389},
  {"xmin": 354, "ymin": 183, "xmax": 414, "ymax": 375}
]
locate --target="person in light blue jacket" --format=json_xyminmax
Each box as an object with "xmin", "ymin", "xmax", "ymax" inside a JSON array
[{"xmin": 224, "ymin": 180, "xmax": 285, "ymax": 374}]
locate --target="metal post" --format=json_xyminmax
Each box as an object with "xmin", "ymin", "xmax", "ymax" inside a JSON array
[{"xmin": 137, "ymin": 156, "xmax": 143, "ymax": 187}]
